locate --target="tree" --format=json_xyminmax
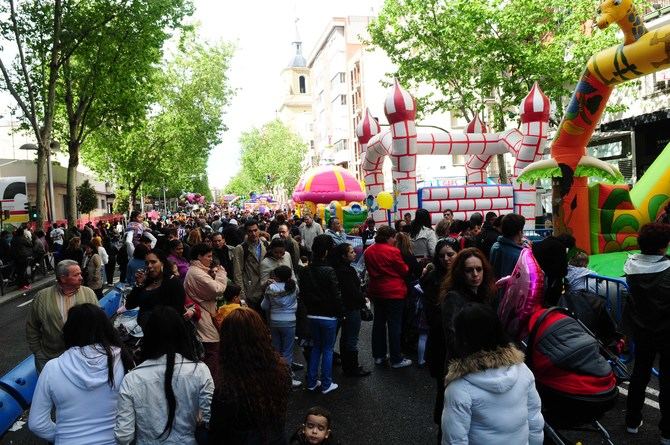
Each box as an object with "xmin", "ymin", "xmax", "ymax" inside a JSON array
[
  {"xmin": 0, "ymin": 0, "xmax": 129, "ymax": 227},
  {"xmin": 368, "ymin": 0, "xmax": 619, "ymax": 181},
  {"xmin": 112, "ymin": 188, "xmax": 130, "ymax": 214},
  {"xmin": 76, "ymin": 179, "xmax": 97, "ymax": 217},
  {"xmin": 225, "ymin": 120, "xmax": 308, "ymax": 196},
  {"xmin": 83, "ymin": 34, "xmax": 234, "ymax": 209},
  {"xmin": 57, "ymin": 0, "xmax": 192, "ymax": 227}
]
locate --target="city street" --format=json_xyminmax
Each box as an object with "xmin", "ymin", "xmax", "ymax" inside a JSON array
[{"xmin": 0, "ymin": 291, "xmax": 663, "ymax": 444}]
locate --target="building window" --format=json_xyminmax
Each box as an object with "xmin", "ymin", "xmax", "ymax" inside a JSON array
[
  {"xmin": 339, "ymin": 72, "xmax": 345, "ymax": 83},
  {"xmin": 340, "ymin": 95, "xmax": 346, "ymax": 105},
  {"xmin": 299, "ymin": 76, "xmax": 306, "ymax": 94},
  {"xmin": 100, "ymin": 199, "xmax": 105, "ymax": 209}
]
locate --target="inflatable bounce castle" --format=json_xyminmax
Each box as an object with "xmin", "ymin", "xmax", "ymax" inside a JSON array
[{"xmin": 292, "ymin": 166, "xmax": 368, "ymax": 232}]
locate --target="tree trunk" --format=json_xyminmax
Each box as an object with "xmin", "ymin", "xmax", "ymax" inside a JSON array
[
  {"xmin": 130, "ymin": 180, "xmax": 142, "ymax": 211},
  {"xmin": 494, "ymin": 108, "xmax": 509, "ymax": 184},
  {"xmin": 35, "ymin": 139, "xmax": 48, "ymax": 227},
  {"xmin": 66, "ymin": 140, "xmax": 80, "ymax": 227}
]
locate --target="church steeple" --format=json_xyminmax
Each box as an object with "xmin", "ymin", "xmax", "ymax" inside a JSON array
[{"xmin": 289, "ymin": 17, "xmax": 306, "ymax": 68}]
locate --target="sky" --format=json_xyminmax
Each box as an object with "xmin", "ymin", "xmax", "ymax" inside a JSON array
[{"xmin": 194, "ymin": 0, "xmax": 384, "ymax": 190}]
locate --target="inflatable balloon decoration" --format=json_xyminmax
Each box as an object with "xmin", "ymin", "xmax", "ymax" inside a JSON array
[{"xmin": 496, "ymin": 248, "xmax": 545, "ymax": 341}]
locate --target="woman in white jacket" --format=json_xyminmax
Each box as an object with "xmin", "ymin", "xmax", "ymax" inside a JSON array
[
  {"xmin": 260, "ymin": 238, "xmax": 295, "ymax": 284},
  {"xmin": 29, "ymin": 303, "xmax": 134, "ymax": 445},
  {"xmin": 410, "ymin": 209, "xmax": 438, "ymax": 260},
  {"xmin": 114, "ymin": 306, "xmax": 214, "ymax": 445},
  {"xmin": 442, "ymin": 303, "xmax": 543, "ymax": 445}
]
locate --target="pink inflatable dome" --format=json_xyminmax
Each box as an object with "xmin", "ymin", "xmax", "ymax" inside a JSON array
[{"xmin": 293, "ymin": 166, "xmax": 366, "ymax": 204}]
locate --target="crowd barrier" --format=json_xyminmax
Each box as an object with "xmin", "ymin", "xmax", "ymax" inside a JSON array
[{"xmin": 0, "ymin": 284, "xmax": 124, "ymax": 438}]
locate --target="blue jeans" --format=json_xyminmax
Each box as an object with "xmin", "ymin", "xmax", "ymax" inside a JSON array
[
  {"xmin": 340, "ymin": 309, "xmax": 362, "ymax": 352},
  {"xmin": 271, "ymin": 325, "xmax": 296, "ymax": 366},
  {"xmin": 307, "ymin": 318, "xmax": 338, "ymax": 388},
  {"xmin": 372, "ymin": 298, "xmax": 405, "ymax": 364}
]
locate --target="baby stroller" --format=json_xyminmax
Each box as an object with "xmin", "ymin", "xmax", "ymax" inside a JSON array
[{"xmin": 526, "ymin": 304, "xmax": 629, "ymax": 445}]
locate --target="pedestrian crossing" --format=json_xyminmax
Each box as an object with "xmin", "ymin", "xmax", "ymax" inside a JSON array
[{"xmin": 618, "ymin": 382, "xmax": 660, "ymax": 409}]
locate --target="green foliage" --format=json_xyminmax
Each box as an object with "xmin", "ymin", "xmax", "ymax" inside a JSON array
[
  {"xmin": 76, "ymin": 179, "xmax": 97, "ymax": 215},
  {"xmin": 82, "ymin": 33, "xmax": 234, "ymax": 204},
  {"xmin": 113, "ymin": 188, "xmax": 130, "ymax": 214},
  {"xmin": 368, "ymin": 0, "xmax": 619, "ymax": 126},
  {"xmin": 225, "ymin": 120, "xmax": 308, "ymax": 196}
]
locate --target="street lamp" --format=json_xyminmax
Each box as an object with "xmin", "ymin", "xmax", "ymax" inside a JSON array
[{"xmin": 19, "ymin": 142, "xmax": 56, "ymax": 223}]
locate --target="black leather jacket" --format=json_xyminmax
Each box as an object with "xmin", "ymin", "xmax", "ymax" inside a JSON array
[{"xmin": 299, "ymin": 261, "xmax": 344, "ymax": 318}]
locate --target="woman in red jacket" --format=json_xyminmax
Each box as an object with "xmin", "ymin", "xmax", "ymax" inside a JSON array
[{"xmin": 364, "ymin": 225, "xmax": 411, "ymax": 368}]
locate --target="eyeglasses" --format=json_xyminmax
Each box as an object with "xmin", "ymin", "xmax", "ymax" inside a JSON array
[{"xmin": 464, "ymin": 266, "xmax": 483, "ymax": 274}]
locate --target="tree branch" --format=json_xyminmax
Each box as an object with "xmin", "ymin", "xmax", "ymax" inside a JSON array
[{"xmin": 8, "ymin": 0, "xmax": 38, "ymax": 134}]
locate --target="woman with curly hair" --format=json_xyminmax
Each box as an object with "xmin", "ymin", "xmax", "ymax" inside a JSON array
[
  {"xmin": 210, "ymin": 308, "xmax": 291, "ymax": 444},
  {"xmin": 441, "ymin": 247, "xmax": 496, "ymax": 368}
]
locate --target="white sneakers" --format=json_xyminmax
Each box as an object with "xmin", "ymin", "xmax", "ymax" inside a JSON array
[
  {"xmin": 291, "ymin": 379, "xmax": 302, "ymax": 388},
  {"xmin": 391, "ymin": 358, "xmax": 413, "ymax": 369},
  {"xmin": 626, "ymin": 420, "xmax": 643, "ymax": 434},
  {"xmin": 321, "ymin": 382, "xmax": 339, "ymax": 394},
  {"xmin": 307, "ymin": 380, "xmax": 321, "ymax": 391}
]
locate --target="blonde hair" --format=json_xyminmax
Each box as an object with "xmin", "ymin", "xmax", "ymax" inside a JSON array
[
  {"xmin": 187, "ymin": 229, "xmax": 202, "ymax": 245},
  {"xmin": 395, "ymin": 232, "xmax": 413, "ymax": 257}
]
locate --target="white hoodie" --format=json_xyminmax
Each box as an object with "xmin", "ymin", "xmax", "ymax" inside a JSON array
[{"xmin": 29, "ymin": 345, "xmax": 125, "ymax": 445}]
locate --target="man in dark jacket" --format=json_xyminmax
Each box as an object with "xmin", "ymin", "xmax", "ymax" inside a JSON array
[
  {"xmin": 624, "ymin": 223, "xmax": 670, "ymax": 440},
  {"xmin": 489, "ymin": 213, "xmax": 525, "ymax": 280}
]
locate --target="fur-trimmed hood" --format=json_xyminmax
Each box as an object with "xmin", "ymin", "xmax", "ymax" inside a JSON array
[{"xmin": 445, "ymin": 344, "xmax": 525, "ymax": 392}]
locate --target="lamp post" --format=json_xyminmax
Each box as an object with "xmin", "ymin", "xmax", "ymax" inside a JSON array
[{"xmin": 20, "ymin": 142, "xmax": 56, "ymax": 223}]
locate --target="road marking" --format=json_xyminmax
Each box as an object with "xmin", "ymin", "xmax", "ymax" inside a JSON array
[
  {"xmin": 618, "ymin": 385, "xmax": 660, "ymax": 409},
  {"xmin": 17, "ymin": 298, "xmax": 33, "ymax": 308},
  {"xmin": 620, "ymin": 382, "xmax": 661, "ymax": 397}
]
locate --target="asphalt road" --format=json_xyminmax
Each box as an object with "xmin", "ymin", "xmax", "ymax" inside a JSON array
[{"xmin": 0, "ymin": 295, "xmax": 664, "ymax": 444}]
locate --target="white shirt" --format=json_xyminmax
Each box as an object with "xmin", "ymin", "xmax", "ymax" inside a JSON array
[{"xmin": 50, "ymin": 228, "xmax": 64, "ymax": 245}]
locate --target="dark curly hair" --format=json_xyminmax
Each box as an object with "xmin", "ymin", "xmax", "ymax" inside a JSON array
[
  {"xmin": 440, "ymin": 247, "xmax": 496, "ymax": 304},
  {"xmin": 638, "ymin": 223, "xmax": 670, "ymax": 255},
  {"xmin": 215, "ymin": 308, "xmax": 290, "ymax": 430}
]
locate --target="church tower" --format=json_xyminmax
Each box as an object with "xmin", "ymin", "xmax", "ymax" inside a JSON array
[{"xmin": 278, "ymin": 20, "xmax": 314, "ymax": 167}]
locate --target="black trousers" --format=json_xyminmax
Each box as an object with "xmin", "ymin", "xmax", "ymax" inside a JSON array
[{"xmin": 626, "ymin": 330, "xmax": 670, "ymax": 436}]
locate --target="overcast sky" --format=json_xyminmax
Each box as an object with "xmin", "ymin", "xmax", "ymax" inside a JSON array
[{"xmin": 194, "ymin": 0, "xmax": 384, "ymax": 189}]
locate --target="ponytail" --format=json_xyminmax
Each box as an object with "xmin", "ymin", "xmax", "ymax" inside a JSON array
[
  {"xmin": 285, "ymin": 278, "xmax": 296, "ymax": 293},
  {"xmin": 158, "ymin": 351, "xmax": 177, "ymax": 440}
]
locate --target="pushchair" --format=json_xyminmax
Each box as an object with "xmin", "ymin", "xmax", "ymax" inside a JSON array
[{"xmin": 526, "ymin": 303, "xmax": 630, "ymax": 445}]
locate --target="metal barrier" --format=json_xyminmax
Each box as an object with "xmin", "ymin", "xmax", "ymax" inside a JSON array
[
  {"xmin": 584, "ymin": 274, "xmax": 628, "ymax": 325},
  {"xmin": 0, "ymin": 284, "xmax": 125, "ymax": 437},
  {"xmin": 523, "ymin": 228, "xmax": 553, "ymax": 241}
]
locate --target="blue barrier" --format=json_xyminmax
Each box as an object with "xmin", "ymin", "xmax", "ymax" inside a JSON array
[
  {"xmin": 584, "ymin": 274, "xmax": 628, "ymax": 325},
  {"xmin": 0, "ymin": 387, "xmax": 23, "ymax": 437},
  {"xmin": 99, "ymin": 289, "xmax": 122, "ymax": 318},
  {"xmin": 0, "ymin": 356, "xmax": 38, "ymax": 408}
]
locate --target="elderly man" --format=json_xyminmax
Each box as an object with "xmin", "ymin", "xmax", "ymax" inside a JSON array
[
  {"xmin": 26, "ymin": 259, "xmax": 98, "ymax": 371},
  {"xmin": 298, "ymin": 214, "xmax": 323, "ymax": 252}
]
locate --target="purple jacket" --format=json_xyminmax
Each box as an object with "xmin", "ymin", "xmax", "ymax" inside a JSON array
[{"xmin": 168, "ymin": 254, "xmax": 190, "ymax": 281}]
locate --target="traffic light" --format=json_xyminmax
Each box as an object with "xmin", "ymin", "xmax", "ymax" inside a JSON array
[
  {"xmin": 2, "ymin": 210, "xmax": 9, "ymax": 220},
  {"xmin": 29, "ymin": 205, "xmax": 38, "ymax": 221}
]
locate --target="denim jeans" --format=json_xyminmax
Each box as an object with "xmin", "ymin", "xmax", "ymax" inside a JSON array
[
  {"xmin": 307, "ymin": 318, "xmax": 338, "ymax": 388},
  {"xmin": 271, "ymin": 325, "xmax": 296, "ymax": 366},
  {"xmin": 340, "ymin": 309, "xmax": 362, "ymax": 352},
  {"xmin": 372, "ymin": 298, "xmax": 405, "ymax": 364}
]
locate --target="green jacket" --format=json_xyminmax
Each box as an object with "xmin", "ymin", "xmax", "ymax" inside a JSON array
[{"xmin": 26, "ymin": 284, "xmax": 98, "ymax": 371}]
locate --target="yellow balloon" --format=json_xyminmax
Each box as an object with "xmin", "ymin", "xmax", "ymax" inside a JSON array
[{"xmin": 377, "ymin": 191, "xmax": 394, "ymax": 210}]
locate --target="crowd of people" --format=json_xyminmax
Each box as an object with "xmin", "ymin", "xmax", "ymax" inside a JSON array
[{"xmin": 16, "ymin": 204, "xmax": 670, "ymax": 444}]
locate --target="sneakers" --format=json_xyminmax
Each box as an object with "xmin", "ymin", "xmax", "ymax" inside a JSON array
[
  {"xmin": 307, "ymin": 380, "xmax": 321, "ymax": 391},
  {"xmin": 321, "ymin": 382, "xmax": 338, "ymax": 394},
  {"xmin": 291, "ymin": 362, "xmax": 304, "ymax": 371},
  {"xmin": 626, "ymin": 420, "xmax": 643, "ymax": 434},
  {"xmin": 391, "ymin": 358, "xmax": 413, "ymax": 369},
  {"xmin": 291, "ymin": 379, "xmax": 302, "ymax": 389},
  {"xmin": 374, "ymin": 356, "xmax": 388, "ymax": 365}
]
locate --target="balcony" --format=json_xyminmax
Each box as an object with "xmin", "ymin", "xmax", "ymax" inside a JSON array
[{"xmin": 644, "ymin": 0, "xmax": 670, "ymax": 17}]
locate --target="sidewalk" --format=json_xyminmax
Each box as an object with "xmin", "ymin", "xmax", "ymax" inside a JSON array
[{"xmin": 0, "ymin": 273, "xmax": 56, "ymax": 307}]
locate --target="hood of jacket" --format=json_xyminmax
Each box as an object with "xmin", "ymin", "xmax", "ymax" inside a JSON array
[
  {"xmin": 624, "ymin": 254, "xmax": 670, "ymax": 276},
  {"xmin": 566, "ymin": 265, "xmax": 592, "ymax": 284},
  {"xmin": 445, "ymin": 344, "xmax": 525, "ymax": 393},
  {"xmin": 266, "ymin": 281, "xmax": 297, "ymax": 299},
  {"xmin": 58, "ymin": 345, "xmax": 121, "ymax": 390}
]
